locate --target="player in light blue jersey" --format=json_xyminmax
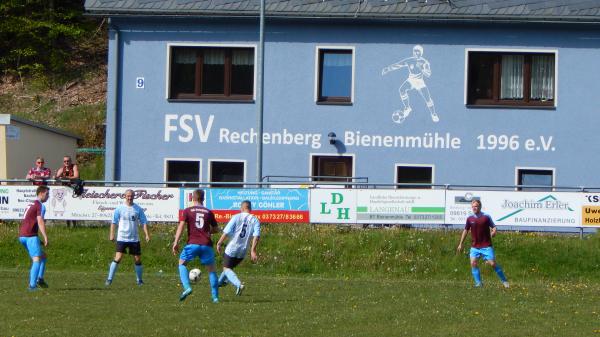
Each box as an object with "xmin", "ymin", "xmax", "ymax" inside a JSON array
[
  {"xmin": 216, "ymin": 200, "xmax": 261, "ymax": 296},
  {"xmin": 105, "ymin": 189, "xmax": 150, "ymax": 286}
]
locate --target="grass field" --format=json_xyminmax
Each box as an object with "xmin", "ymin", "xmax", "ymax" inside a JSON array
[{"xmin": 1, "ymin": 223, "xmax": 599, "ymax": 336}]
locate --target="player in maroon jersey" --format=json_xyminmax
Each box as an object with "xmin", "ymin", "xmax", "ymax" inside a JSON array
[
  {"xmin": 172, "ymin": 189, "xmax": 220, "ymax": 302},
  {"xmin": 457, "ymin": 199, "xmax": 509, "ymax": 288},
  {"xmin": 19, "ymin": 185, "xmax": 50, "ymax": 290}
]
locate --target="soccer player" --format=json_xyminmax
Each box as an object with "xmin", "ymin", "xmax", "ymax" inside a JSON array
[
  {"xmin": 19, "ymin": 185, "xmax": 50, "ymax": 290},
  {"xmin": 457, "ymin": 199, "xmax": 509, "ymax": 288},
  {"xmin": 105, "ymin": 189, "xmax": 150, "ymax": 286},
  {"xmin": 216, "ymin": 200, "xmax": 261, "ymax": 296},
  {"xmin": 172, "ymin": 189, "xmax": 220, "ymax": 303}
]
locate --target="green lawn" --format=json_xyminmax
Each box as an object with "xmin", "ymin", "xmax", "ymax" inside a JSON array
[
  {"xmin": 0, "ymin": 270, "xmax": 599, "ymax": 337},
  {"xmin": 1, "ymin": 223, "xmax": 599, "ymax": 336}
]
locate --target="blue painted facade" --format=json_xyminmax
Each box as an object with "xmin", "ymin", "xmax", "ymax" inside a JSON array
[{"xmin": 104, "ymin": 17, "xmax": 600, "ymax": 186}]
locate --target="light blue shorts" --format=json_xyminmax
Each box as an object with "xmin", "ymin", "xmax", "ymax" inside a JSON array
[
  {"xmin": 180, "ymin": 244, "xmax": 215, "ymax": 265},
  {"xmin": 19, "ymin": 236, "xmax": 44, "ymax": 258},
  {"xmin": 470, "ymin": 246, "xmax": 495, "ymax": 261}
]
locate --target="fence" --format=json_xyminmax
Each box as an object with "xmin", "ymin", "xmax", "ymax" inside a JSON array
[{"xmin": 1, "ymin": 179, "xmax": 599, "ymax": 236}]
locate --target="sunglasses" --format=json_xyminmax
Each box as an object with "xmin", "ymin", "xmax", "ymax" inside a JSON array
[{"xmin": 36, "ymin": 161, "xmax": 44, "ymax": 164}]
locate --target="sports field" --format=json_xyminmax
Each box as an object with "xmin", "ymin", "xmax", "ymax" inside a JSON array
[{"xmin": 1, "ymin": 223, "xmax": 599, "ymax": 336}]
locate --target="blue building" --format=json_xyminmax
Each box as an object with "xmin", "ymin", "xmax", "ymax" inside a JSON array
[{"xmin": 85, "ymin": 0, "xmax": 600, "ymax": 188}]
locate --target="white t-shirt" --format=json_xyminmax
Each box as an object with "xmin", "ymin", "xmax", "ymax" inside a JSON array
[{"xmin": 223, "ymin": 212, "xmax": 260, "ymax": 258}]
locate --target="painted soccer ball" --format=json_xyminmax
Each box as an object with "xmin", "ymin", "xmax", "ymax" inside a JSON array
[
  {"xmin": 189, "ymin": 268, "xmax": 201, "ymax": 283},
  {"xmin": 392, "ymin": 110, "xmax": 406, "ymax": 124}
]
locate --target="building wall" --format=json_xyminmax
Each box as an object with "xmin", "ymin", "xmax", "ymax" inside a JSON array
[
  {"xmin": 6, "ymin": 121, "xmax": 78, "ymax": 179},
  {"xmin": 106, "ymin": 18, "xmax": 600, "ymax": 186}
]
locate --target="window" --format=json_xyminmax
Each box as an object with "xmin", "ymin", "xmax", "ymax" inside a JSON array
[
  {"xmin": 170, "ymin": 46, "xmax": 254, "ymax": 100},
  {"xmin": 317, "ymin": 48, "xmax": 353, "ymax": 103},
  {"xmin": 209, "ymin": 161, "xmax": 245, "ymax": 187},
  {"xmin": 165, "ymin": 160, "xmax": 201, "ymax": 187},
  {"xmin": 467, "ymin": 51, "xmax": 555, "ymax": 107},
  {"xmin": 311, "ymin": 155, "xmax": 353, "ymax": 182},
  {"xmin": 517, "ymin": 168, "xmax": 554, "ymax": 191},
  {"xmin": 396, "ymin": 165, "xmax": 433, "ymax": 189}
]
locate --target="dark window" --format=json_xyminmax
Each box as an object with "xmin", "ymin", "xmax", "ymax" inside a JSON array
[
  {"xmin": 312, "ymin": 156, "xmax": 353, "ymax": 182},
  {"xmin": 210, "ymin": 161, "xmax": 244, "ymax": 187},
  {"xmin": 517, "ymin": 169, "xmax": 553, "ymax": 191},
  {"xmin": 396, "ymin": 166, "xmax": 433, "ymax": 189},
  {"xmin": 166, "ymin": 160, "xmax": 200, "ymax": 187},
  {"xmin": 467, "ymin": 52, "xmax": 555, "ymax": 107},
  {"xmin": 170, "ymin": 47, "xmax": 254, "ymax": 100},
  {"xmin": 318, "ymin": 49, "xmax": 352, "ymax": 103}
]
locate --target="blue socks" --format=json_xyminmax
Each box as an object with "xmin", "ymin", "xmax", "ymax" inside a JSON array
[
  {"xmin": 178, "ymin": 264, "xmax": 191, "ymax": 290},
  {"xmin": 224, "ymin": 269, "xmax": 242, "ymax": 288},
  {"xmin": 134, "ymin": 263, "xmax": 143, "ymax": 282},
  {"xmin": 38, "ymin": 257, "xmax": 46, "ymax": 281},
  {"xmin": 494, "ymin": 265, "xmax": 507, "ymax": 282},
  {"xmin": 29, "ymin": 261, "xmax": 41, "ymax": 288},
  {"xmin": 209, "ymin": 271, "xmax": 218, "ymax": 300},
  {"xmin": 471, "ymin": 267, "xmax": 482, "ymax": 286},
  {"xmin": 107, "ymin": 261, "xmax": 119, "ymax": 281}
]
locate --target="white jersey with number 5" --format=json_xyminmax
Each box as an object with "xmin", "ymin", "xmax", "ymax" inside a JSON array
[{"xmin": 224, "ymin": 212, "xmax": 260, "ymax": 258}]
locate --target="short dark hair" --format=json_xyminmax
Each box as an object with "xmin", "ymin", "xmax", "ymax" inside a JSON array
[
  {"xmin": 193, "ymin": 189, "xmax": 205, "ymax": 202},
  {"xmin": 471, "ymin": 199, "xmax": 482, "ymax": 207},
  {"xmin": 36, "ymin": 185, "xmax": 49, "ymax": 195},
  {"xmin": 241, "ymin": 200, "xmax": 252, "ymax": 211}
]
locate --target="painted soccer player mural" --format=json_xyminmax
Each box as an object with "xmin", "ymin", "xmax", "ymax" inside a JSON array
[{"xmin": 382, "ymin": 45, "xmax": 439, "ymax": 124}]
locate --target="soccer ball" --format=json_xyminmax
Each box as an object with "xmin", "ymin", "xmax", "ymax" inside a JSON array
[{"xmin": 189, "ymin": 268, "xmax": 201, "ymax": 283}]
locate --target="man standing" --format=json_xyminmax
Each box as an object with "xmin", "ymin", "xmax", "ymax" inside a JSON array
[
  {"xmin": 19, "ymin": 186, "xmax": 50, "ymax": 290},
  {"xmin": 105, "ymin": 189, "xmax": 150, "ymax": 286},
  {"xmin": 457, "ymin": 199, "xmax": 509, "ymax": 288},
  {"xmin": 172, "ymin": 189, "xmax": 220, "ymax": 303},
  {"xmin": 216, "ymin": 200, "xmax": 260, "ymax": 296},
  {"xmin": 54, "ymin": 155, "xmax": 79, "ymax": 182},
  {"xmin": 26, "ymin": 157, "xmax": 51, "ymax": 186}
]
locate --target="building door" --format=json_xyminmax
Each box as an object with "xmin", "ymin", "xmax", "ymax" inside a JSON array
[{"xmin": 312, "ymin": 155, "xmax": 353, "ymax": 182}]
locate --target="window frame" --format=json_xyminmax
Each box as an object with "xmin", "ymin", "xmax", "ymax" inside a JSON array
[
  {"xmin": 464, "ymin": 48, "xmax": 558, "ymax": 108},
  {"xmin": 207, "ymin": 159, "xmax": 247, "ymax": 188},
  {"xmin": 309, "ymin": 153, "xmax": 356, "ymax": 183},
  {"xmin": 166, "ymin": 43, "xmax": 257, "ymax": 102},
  {"xmin": 314, "ymin": 46, "xmax": 355, "ymax": 105},
  {"xmin": 163, "ymin": 158, "xmax": 202, "ymax": 187},
  {"xmin": 515, "ymin": 166, "xmax": 555, "ymax": 191},
  {"xmin": 394, "ymin": 164, "xmax": 435, "ymax": 189}
]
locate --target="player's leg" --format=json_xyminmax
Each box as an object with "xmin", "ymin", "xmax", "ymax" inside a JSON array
[
  {"xmin": 484, "ymin": 248, "xmax": 508, "ymax": 287},
  {"xmin": 178, "ymin": 244, "xmax": 196, "ymax": 301},
  {"xmin": 20, "ymin": 237, "xmax": 43, "ymax": 290},
  {"xmin": 221, "ymin": 254, "xmax": 244, "ymax": 295},
  {"xmin": 469, "ymin": 248, "xmax": 483, "ymax": 287},
  {"xmin": 36, "ymin": 253, "xmax": 48, "ymax": 288},
  {"xmin": 131, "ymin": 242, "xmax": 144, "ymax": 285},
  {"xmin": 199, "ymin": 246, "xmax": 219, "ymax": 303},
  {"xmin": 417, "ymin": 87, "xmax": 439, "ymax": 122},
  {"xmin": 106, "ymin": 244, "xmax": 124, "ymax": 285},
  {"xmin": 399, "ymin": 82, "xmax": 412, "ymax": 116}
]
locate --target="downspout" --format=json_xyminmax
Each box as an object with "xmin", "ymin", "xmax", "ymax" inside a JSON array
[{"xmin": 106, "ymin": 18, "xmax": 119, "ymax": 181}]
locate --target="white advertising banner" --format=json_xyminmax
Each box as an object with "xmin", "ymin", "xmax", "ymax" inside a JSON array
[
  {"xmin": 355, "ymin": 189, "xmax": 446, "ymax": 224},
  {"xmin": 0, "ymin": 186, "xmax": 180, "ymax": 222},
  {"xmin": 445, "ymin": 190, "xmax": 580, "ymax": 227},
  {"xmin": 580, "ymin": 193, "xmax": 600, "ymax": 228},
  {"xmin": 309, "ymin": 189, "xmax": 356, "ymax": 223}
]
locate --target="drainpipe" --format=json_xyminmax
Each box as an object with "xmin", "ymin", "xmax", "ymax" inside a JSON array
[{"xmin": 106, "ymin": 18, "xmax": 119, "ymax": 181}]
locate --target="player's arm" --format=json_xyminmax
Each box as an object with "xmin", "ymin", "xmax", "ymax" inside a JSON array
[
  {"xmin": 142, "ymin": 223, "xmax": 150, "ymax": 242},
  {"xmin": 37, "ymin": 215, "xmax": 48, "ymax": 247},
  {"xmin": 172, "ymin": 220, "xmax": 186, "ymax": 255},
  {"xmin": 109, "ymin": 223, "xmax": 116, "ymax": 241},
  {"xmin": 422, "ymin": 60, "xmax": 432, "ymax": 77},
  {"xmin": 488, "ymin": 215, "xmax": 497, "ymax": 237},
  {"xmin": 139, "ymin": 208, "xmax": 150, "ymax": 242},
  {"xmin": 457, "ymin": 229, "xmax": 468, "ymax": 253},
  {"xmin": 216, "ymin": 233, "xmax": 229, "ymax": 254},
  {"xmin": 382, "ymin": 59, "xmax": 409, "ymax": 75},
  {"xmin": 250, "ymin": 236, "xmax": 260, "ymax": 262},
  {"xmin": 490, "ymin": 225, "xmax": 497, "ymax": 237}
]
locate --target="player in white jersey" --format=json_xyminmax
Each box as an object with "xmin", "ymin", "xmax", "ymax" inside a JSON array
[
  {"xmin": 105, "ymin": 189, "xmax": 150, "ymax": 286},
  {"xmin": 215, "ymin": 200, "xmax": 260, "ymax": 296}
]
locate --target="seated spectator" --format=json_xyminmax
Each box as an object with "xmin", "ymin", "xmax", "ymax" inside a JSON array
[
  {"xmin": 26, "ymin": 157, "xmax": 51, "ymax": 186},
  {"xmin": 55, "ymin": 155, "xmax": 79, "ymax": 184}
]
